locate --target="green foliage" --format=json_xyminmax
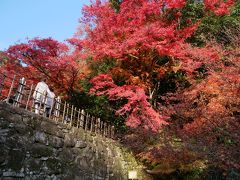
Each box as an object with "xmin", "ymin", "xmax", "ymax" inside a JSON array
[
  {"xmin": 0, "ymin": 51, "xmax": 9, "ymax": 67},
  {"xmin": 69, "ymin": 88, "xmax": 127, "ymax": 131},
  {"xmin": 231, "ymin": 2, "xmax": 240, "ymax": 16},
  {"xmin": 194, "ymin": 64, "xmax": 208, "ymax": 82},
  {"xmin": 85, "ymin": 94, "xmax": 127, "ymax": 131},
  {"xmin": 176, "ymin": 1, "xmax": 240, "ymax": 46},
  {"xmin": 88, "ymin": 57, "xmax": 116, "ymax": 77},
  {"xmin": 158, "ymin": 71, "xmax": 190, "ymax": 96},
  {"xmin": 180, "ymin": 0, "xmax": 204, "ymax": 26},
  {"xmin": 184, "ymin": 1, "xmax": 240, "ymax": 46},
  {"xmin": 198, "ymin": 15, "xmax": 240, "ymax": 44},
  {"xmin": 155, "ymin": 56, "xmax": 170, "ymax": 66}
]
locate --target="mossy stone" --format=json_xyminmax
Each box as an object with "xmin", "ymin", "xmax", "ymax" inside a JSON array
[
  {"xmin": 6, "ymin": 149, "xmax": 25, "ymax": 171},
  {"xmin": 46, "ymin": 158, "xmax": 64, "ymax": 174},
  {"xmin": 27, "ymin": 159, "xmax": 43, "ymax": 172},
  {"xmin": 31, "ymin": 143, "xmax": 53, "ymax": 158}
]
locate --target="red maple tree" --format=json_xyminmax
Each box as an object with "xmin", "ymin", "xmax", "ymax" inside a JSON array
[
  {"xmin": 78, "ymin": 0, "xmax": 235, "ymax": 131},
  {"xmin": 1, "ymin": 38, "xmax": 85, "ymax": 96}
]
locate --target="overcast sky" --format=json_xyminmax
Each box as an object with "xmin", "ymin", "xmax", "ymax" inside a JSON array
[{"xmin": 0, "ymin": 0, "xmax": 90, "ymax": 50}]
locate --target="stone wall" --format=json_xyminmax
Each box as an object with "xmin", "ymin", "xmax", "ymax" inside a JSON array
[{"xmin": 0, "ymin": 102, "xmax": 151, "ymax": 180}]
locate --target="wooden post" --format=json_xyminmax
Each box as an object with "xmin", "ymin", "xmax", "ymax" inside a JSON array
[
  {"xmin": 20, "ymin": 78, "xmax": 26, "ymax": 106},
  {"xmin": 96, "ymin": 118, "xmax": 99, "ymax": 134},
  {"xmin": 100, "ymin": 121, "xmax": 104, "ymax": 136},
  {"xmin": 105, "ymin": 123, "xmax": 108, "ymax": 137},
  {"xmin": 105, "ymin": 122, "xmax": 108, "ymax": 137},
  {"xmin": 103, "ymin": 122, "xmax": 106, "ymax": 136},
  {"xmin": 80, "ymin": 109, "xmax": 85, "ymax": 129},
  {"xmin": 14, "ymin": 77, "xmax": 26, "ymax": 107},
  {"xmin": 85, "ymin": 113, "xmax": 89, "ymax": 131},
  {"xmin": 103, "ymin": 122, "xmax": 105, "ymax": 136},
  {"xmin": 98, "ymin": 118, "xmax": 101, "ymax": 134},
  {"xmin": 108, "ymin": 124, "xmax": 111, "ymax": 137},
  {"xmin": 102, "ymin": 121, "xmax": 105, "ymax": 136},
  {"xmin": 84, "ymin": 113, "xmax": 88, "ymax": 131},
  {"xmin": 106, "ymin": 123, "xmax": 110, "ymax": 137},
  {"xmin": 90, "ymin": 115, "xmax": 93, "ymax": 132},
  {"xmin": 70, "ymin": 105, "xmax": 74, "ymax": 126},
  {"xmin": 25, "ymin": 84, "xmax": 33, "ymax": 110},
  {"xmin": 99, "ymin": 120, "xmax": 102, "ymax": 134},
  {"xmin": 94, "ymin": 117, "xmax": 96, "ymax": 134},
  {"xmin": 90, "ymin": 116, "xmax": 94, "ymax": 133},
  {"xmin": 111, "ymin": 126, "xmax": 115, "ymax": 138},
  {"xmin": 73, "ymin": 107, "xmax": 77, "ymax": 127},
  {"xmin": 66, "ymin": 103, "xmax": 70, "ymax": 123},
  {"xmin": 95, "ymin": 118, "xmax": 99, "ymax": 134},
  {"xmin": 54, "ymin": 96, "xmax": 61, "ymax": 121},
  {"xmin": 88, "ymin": 114, "xmax": 91, "ymax": 131},
  {"xmin": 77, "ymin": 108, "xmax": 81, "ymax": 128},
  {"xmin": 104, "ymin": 122, "xmax": 107, "ymax": 137},
  {"xmin": 62, "ymin": 101, "xmax": 67, "ymax": 123}
]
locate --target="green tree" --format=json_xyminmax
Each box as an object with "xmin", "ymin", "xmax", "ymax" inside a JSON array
[{"xmin": 181, "ymin": 1, "xmax": 240, "ymax": 45}]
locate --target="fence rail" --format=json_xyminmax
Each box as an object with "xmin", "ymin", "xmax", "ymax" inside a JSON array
[{"xmin": 0, "ymin": 72, "xmax": 115, "ymax": 138}]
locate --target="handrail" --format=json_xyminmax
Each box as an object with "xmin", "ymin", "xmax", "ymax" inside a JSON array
[{"xmin": 0, "ymin": 72, "xmax": 115, "ymax": 138}]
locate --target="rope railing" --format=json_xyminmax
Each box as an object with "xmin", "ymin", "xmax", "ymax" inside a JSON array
[{"xmin": 0, "ymin": 72, "xmax": 115, "ymax": 138}]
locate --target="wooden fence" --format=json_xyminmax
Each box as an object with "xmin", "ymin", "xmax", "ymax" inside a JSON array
[{"xmin": 0, "ymin": 72, "xmax": 115, "ymax": 138}]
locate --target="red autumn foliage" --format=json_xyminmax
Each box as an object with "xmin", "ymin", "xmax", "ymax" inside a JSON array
[
  {"xmin": 77, "ymin": 0, "xmax": 234, "ymax": 131},
  {"xmin": 166, "ymin": 39, "xmax": 240, "ymax": 135},
  {"xmin": 89, "ymin": 73, "xmax": 168, "ymax": 131},
  {"xmin": 0, "ymin": 0, "xmax": 239, "ymax": 177},
  {"xmin": 1, "ymin": 0, "xmax": 236, "ymax": 133},
  {"xmin": 1, "ymin": 38, "xmax": 85, "ymax": 96},
  {"xmin": 204, "ymin": 0, "xmax": 235, "ymax": 16},
  {"xmin": 154, "ymin": 35, "xmax": 240, "ymax": 173}
]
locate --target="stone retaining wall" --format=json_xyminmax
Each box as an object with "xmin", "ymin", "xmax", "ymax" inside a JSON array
[{"xmin": 0, "ymin": 102, "xmax": 151, "ymax": 180}]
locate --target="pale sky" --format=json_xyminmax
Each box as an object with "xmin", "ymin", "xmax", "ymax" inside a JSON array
[{"xmin": 0, "ymin": 0, "xmax": 90, "ymax": 50}]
